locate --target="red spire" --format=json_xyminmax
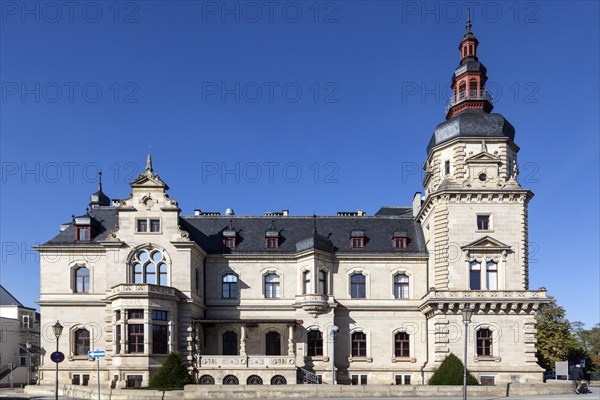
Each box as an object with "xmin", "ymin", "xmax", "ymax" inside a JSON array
[{"xmin": 445, "ymin": 8, "xmax": 493, "ymax": 120}]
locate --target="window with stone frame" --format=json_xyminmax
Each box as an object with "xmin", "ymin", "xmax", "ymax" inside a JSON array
[
  {"xmin": 152, "ymin": 325, "xmax": 168, "ymax": 354},
  {"xmin": 350, "ymin": 273, "xmax": 366, "ymax": 299},
  {"xmin": 394, "ymin": 332, "xmax": 410, "ymax": 357},
  {"xmin": 318, "ymin": 270, "xmax": 328, "ymax": 295},
  {"xmin": 128, "ymin": 324, "xmax": 144, "ymax": 354},
  {"xmin": 302, "ymin": 271, "xmax": 311, "ymax": 294},
  {"xmin": 351, "ymin": 331, "xmax": 367, "ymax": 357},
  {"xmin": 222, "ymin": 273, "xmax": 238, "ymax": 298},
  {"xmin": 265, "ymin": 331, "xmax": 281, "ymax": 356},
  {"xmin": 74, "ymin": 328, "xmax": 90, "ymax": 356},
  {"xmin": 75, "ymin": 266, "xmax": 90, "ymax": 293},
  {"xmin": 131, "ymin": 249, "xmax": 168, "ymax": 286},
  {"xmin": 307, "ymin": 330, "xmax": 323, "ymax": 357},
  {"xmin": 476, "ymin": 328, "xmax": 493, "ymax": 356},
  {"xmin": 264, "ymin": 273, "xmax": 280, "ymax": 299},
  {"xmin": 393, "ymin": 274, "xmax": 409, "ymax": 299}
]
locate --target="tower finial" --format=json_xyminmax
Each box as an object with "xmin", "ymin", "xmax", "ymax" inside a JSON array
[
  {"xmin": 146, "ymin": 153, "xmax": 153, "ymax": 172},
  {"xmin": 312, "ymin": 214, "xmax": 318, "ymax": 235},
  {"xmin": 466, "ymin": 6, "xmax": 472, "ymax": 33},
  {"xmin": 98, "ymin": 170, "xmax": 103, "ymax": 191}
]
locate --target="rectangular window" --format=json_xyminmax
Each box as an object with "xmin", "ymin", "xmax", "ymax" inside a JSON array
[
  {"xmin": 351, "ymin": 238, "xmax": 364, "ymax": 249},
  {"xmin": 152, "ymin": 325, "xmax": 169, "ymax": 354},
  {"xmin": 303, "ymin": 271, "xmax": 311, "ymax": 294},
  {"xmin": 127, "ymin": 324, "xmax": 144, "ymax": 354},
  {"xmin": 486, "ymin": 262, "xmax": 498, "ymax": 290},
  {"xmin": 136, "ymin": 219, "xmax": 148, "ymax": 232},
  {"xmin": 22, "ymin": 315, "xmax": 30, "ymax": 328},
  {"xmin": 126, "ymin": 375, "xmax": 143, "ymax": 388},
  {"xmin": 115, "ymin": 310, "xmax": 121, "ymax": 321},
  {"xmin": 351, "ymin": 332, "xmax": 367, "ymax": 357},
  {"xmin": 393, "ymin": 237, "xmax": 407, "ymax": 249},
  {"xmin": 152, "ymin": 310, "xmax": 168, "ymax": 321},
  {"xmin": 266, "ymin": 237, "xmax": 279, "ymax": 248},
  {"xmin": 445, "ymin": 160, "xmax": 451, "ymax": 175},
  {"xmin": 404, "ymin": 375, "xmax": 411, "ymax": 385},
  {"xmin": 477, "ymin": 329, "xmax": 493, "ymax": 356},
  {"xmin": 223, "ymin": 237, "xmax": 236, "ymax": 249},
  {"xmin": 351, "ymin": 375, "xmax": 359, "ymax": 385},
  {"xmin": 76, "ymin": 227, "xmax": 90, "ymax": 241},
  {"xmin": 395, "ymin": 375, "xmax": 402, "ymax": 385},
  {"xmin": 360, "ymin": 375, "xmax": 368, "ymax": 385},
  {"xmin": 82, "ymin": 374, "xmax": 90, "ymax": 386},
  {"xmin": 480, "ymin": 376, "xmax": 495, "ymax": 385},
  {"xmin": 72, "ymin": 375, "xmax": 80, "ymax": 385},
  {"xmin": 150, "ymin": 219, "xmax": 160, "ymax": 232},
  {"xmin": 477, "ymin": 215, "xmax": 490, "ymax": 231},
  {"xmin": 128, "ymin": 309, "xmax": 144, "ymax": 319},
  {"xmin": 469, "ymin": 262, "xmax": 481, "ymax": 291},
  {"xmin": 115, "ymin": 325, "xmax": 121, "ymax": 355},
  {"xmin": 319, "ymin": 271, "xmax": 327, "ymax": 295}
]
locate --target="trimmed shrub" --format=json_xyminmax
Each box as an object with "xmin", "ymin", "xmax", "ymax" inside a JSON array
[
  {"xmin": 149, "ymin": 352, "xmax": 192, "ymax": 389},
  {"xmin": 428, "ymin": 353, "xmax": 479, "ymax": 385}
]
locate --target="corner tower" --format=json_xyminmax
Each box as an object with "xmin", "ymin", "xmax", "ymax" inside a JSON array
[{"xmin": 418, "ymin": 17, "xmax": 531, "ymax": 292}]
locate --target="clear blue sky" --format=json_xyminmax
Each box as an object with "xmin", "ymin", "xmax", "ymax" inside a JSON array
[{"xmin": 1, "ymin": 1, "xmax": 598, "ymax": 327}]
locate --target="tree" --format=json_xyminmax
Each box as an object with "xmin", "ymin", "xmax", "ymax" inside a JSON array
[
  {"xmin": 535, "ymin": 297, "xmax": 574, "ymax": 371},
  {"xmin": 572, "ymin": 322, "xmax": 600, "ymax": 372},
  {"xmin": 428, "ymin": 353, "xmax": 479, "ymax": 385},
  {"xmin": 148, "ymin": 352, "xmax": 192, "ymax": 389}
]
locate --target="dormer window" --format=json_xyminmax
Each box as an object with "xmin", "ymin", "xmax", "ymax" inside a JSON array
[
  {"xmin": 74, "ymin": 215, "xmax": 92, "ymax": 241},
  {"xmin": 265, "ymin": 227, "xmax": 280, "ymax": 249},
  {"xmin": 350, "ymin": 230, "xmax": 365, "ymax": 249},
  {"xmin": 393, "ymin": 237, "xmax": 407, "ymax": 249},
  {"xmin": 223, "ymin": 229, "xmax": 237, "ymax": 249},
  {"xmin": 76, "ymin": 227, "xmax": 91, "ymax": 241}
]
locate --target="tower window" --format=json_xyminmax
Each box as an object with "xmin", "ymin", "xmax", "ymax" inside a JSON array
[
  {"xmin": 318, "ymin": 270, "xmax": 328, "ymax": 295},
  {"xmin": 477, "ymin": 215, "xmax": 490, "ymax": 231},
  {"xmin": 303, "ymin": 271, "xmax": 311, "ymax": 294},
  {"xmin": 444, "ymin": 160, "xmax": 451, "ymax": 175}
]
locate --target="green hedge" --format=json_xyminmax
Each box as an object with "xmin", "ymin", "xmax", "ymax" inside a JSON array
[
  {"xmin": 148, "ymin": 352, "xmax": 192, "ymax": 389},
  {"xmin": 428, "ymin": 353, "xmax": 479, "ymax": 385}
]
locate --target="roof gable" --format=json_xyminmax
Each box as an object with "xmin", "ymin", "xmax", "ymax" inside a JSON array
[{"xmin": 461, "ymin": 236, "xmax": 511, "ymax": 251}]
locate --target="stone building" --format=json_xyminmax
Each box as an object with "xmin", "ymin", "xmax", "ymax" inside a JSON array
[{"xmin": 35, "ymin": 20, "xmax": 547, "ymax": 388}]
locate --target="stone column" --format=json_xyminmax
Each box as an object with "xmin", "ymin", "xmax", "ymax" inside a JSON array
[
  {"xmin": 240, "ymin": 325, "xmax": 246, "ymax": 356},
  {"xmin": 287, "ymin": 324, "xmax": 295, "ymax": 356},
  {"xmin": 144, "ymin": 309, "xmax": 151, "ymax": 355}
]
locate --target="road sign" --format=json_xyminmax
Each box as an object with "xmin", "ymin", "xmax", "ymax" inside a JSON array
[
  {"xmin": 50, "ymin": 351, "xmax": 65, "ymax": 363},
  {"xmin": 88, "ymin": 350, "xmax": 106, "ymax": 358}
]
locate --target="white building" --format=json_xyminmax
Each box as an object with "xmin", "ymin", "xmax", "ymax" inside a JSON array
[{"xmin": 35, "ymin": 20, "xmax": 547, "ymax": 389}]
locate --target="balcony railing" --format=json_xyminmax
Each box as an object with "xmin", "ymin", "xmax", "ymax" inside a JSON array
[
  {"xmin": 198, "ymin": 355, "xmax": 296, "ymax": 369},
  {"xmin": 445, "ymin": 89, "xmax": 494, "ymax": 114},
  {"xmin": 294, "ymin": 294, "xmax": 330, "ymax": 315},
  {"xmin": 108, "ymin": 283, "xmax": 178, "ymax": 299}
]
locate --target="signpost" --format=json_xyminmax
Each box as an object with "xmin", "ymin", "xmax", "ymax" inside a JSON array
[
  {"xmin": 7, "ymin": 362, "xmax": 15, "ymax": 388},
  {"xmin": 88, "ymin": 350, "xmax": 105, "ymax": 400}
]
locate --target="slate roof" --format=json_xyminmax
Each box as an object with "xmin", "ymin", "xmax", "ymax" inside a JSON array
[
  {"xmin": 43, "ymin": 207, "xmax": 427, "ymax": 255},
  {"xmin": 427, "ymin": 109, "xmax": 516, "ymax": 154},
  {"xmin": 180, "ymin": 214, "xmax": 426, "ymax": 255},
  {"xmin": 43, "ymin": 207, "xmax": 118, "ymax": 245},
  {"xmin": 0, "ymin": 285, "xmax": 24, "ymax": 307}
]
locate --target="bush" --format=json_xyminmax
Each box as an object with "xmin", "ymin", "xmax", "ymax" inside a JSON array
[
  {"xmin": 148, "ymin": 352, "xmax": 192, "ymax": 389},
  {"xmin": 428, "ymin": 353, "xmax": 479, "ymax": 385}
]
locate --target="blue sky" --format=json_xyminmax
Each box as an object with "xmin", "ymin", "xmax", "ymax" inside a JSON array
[{"xmin": 1, "ymin": 1, "xmax": 598, "ymax": 327}]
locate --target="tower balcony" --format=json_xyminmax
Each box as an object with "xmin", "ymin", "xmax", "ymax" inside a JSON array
[{"xmin": 445, "ymin": 89, "xmax": 494, "ymax": 116}]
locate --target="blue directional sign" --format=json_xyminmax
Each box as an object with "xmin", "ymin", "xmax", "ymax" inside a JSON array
[
  {"xmin": 88, "ymin": 350, "xmax": 106, "ymax": 358},
  {"xmin": 50, "ymin": 351, "xmax": 65, "ymax": 363}
]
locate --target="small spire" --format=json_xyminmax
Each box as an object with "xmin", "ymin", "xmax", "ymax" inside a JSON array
[
  {"xmin": 85, "ymin": 207, "xmax": 90, "ymax": 216},
  {"xmin": 146, "ymin": 153, "xmax": 153, "ymax": 172},
  {"xmin": 466, "ymin": 6, "xmax": 472, "ymax": 33},
  {"xmin": 98, "ymin": 170, "xmax": 103, "ymax": 191},
  {"xmin": 312, "ymin": 214, "xmax": 318, "ymax": 235}
]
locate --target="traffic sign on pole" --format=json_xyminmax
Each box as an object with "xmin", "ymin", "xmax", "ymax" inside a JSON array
[
  {"xmin": 50, "ymin": 351, "xmax": 65, "ymax": 363},
  {"xmin": 87, "ymin": 350, "xmax": 106, "ymax": 358}
]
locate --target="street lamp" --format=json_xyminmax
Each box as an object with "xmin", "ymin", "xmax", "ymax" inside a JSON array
[
  {"xmin": 462, "ymin": 306, "xmax": 473, "ymax": 400},
  {"xmin": 26, "ymin": 342, "xmax": 32, "ymax": 385},
  {"xmin": 52, "ymin": 321, "xmax": 63, "ymax": 400},
  {"xmin": 330, "ymin": 325, "xmax": 339, "ymax": 385}
]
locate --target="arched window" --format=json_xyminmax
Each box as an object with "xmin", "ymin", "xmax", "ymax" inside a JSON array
[
  {"xmin": 319, "ymin": 270, "xmax": 327, "ymax": 295},
  {"xmin": 264, "ymin": 274, "xmax": 280, "ymax": 299},
  {"xmin": 393, "ymin": 274, "xmax": 409, "ymax": 299},
  {"xmin": 223, "ymin": 331, "xmax": 238, "ymax": 355},
  {"xmin": 486, "ymin": 262, "xmax": 497, "ymax": 290},
  {"xmin": 265, "ymin": 331, "xmax": 281, "ymax": 356},
  {"xmin": 131, "ymin": 249, "xmax": 168, "ymax": 286},
  {"xmin": 394, "ymin": 332, "xmax": 410, "ymax": 357},
  {"xmin": 351, "ymin": 331, "xmax": 367, "ymax": 357},
  {"xmin": 222, "ymin": 274, "xmax": 238, "ymax": 299},
  {"xmin": 458, "ymin": 83, "xmax": 466, "ymax": 99},
  {"xmin": 469, "ymin": 79, "xmax": 478, "ymax": 94},
  {"xmin": 307, "ymin": 330, "xmax": 323, "ymax": 357},
  {"xmin": 74, "ymin": 329, "xmax": 90, "ymax": 356},
  {"xmin": 302, "ymin": 271, "xmax": 311, "ymax": 294},
  {"xmin": 477, "ymin": 328, "xmax": 493, "ymax": 356},
  {"xmin": 350, "ymin": 273, "xmax": 366, "ymax": 299},
  {"xmin": 469, "ymin": 262, "xmax": 481, "ymax": 290},
  {"xmin": 75, "ymin": 267, "xmax": 90, "ymax": 293}
]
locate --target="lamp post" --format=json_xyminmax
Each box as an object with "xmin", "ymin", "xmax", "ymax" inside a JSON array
[
  {"xmin": 26, "ymin": 342, "xmax": 32, "ymax": 385},
  {"xmin": 52, "ymin": 321, "xmax": 63, "ymax": 400},
  {"xmin": 462, "ymin": 306, "xmax": 473, "ymax": 400},
  {"xmin": 330, "ymin": 325, "xmax": 339, "ymax": 385}
]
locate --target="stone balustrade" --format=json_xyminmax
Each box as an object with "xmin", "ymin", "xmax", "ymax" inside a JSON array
[{"xmin": 198, "ymin": 355, "xmax": 296, "ymax": 369}]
